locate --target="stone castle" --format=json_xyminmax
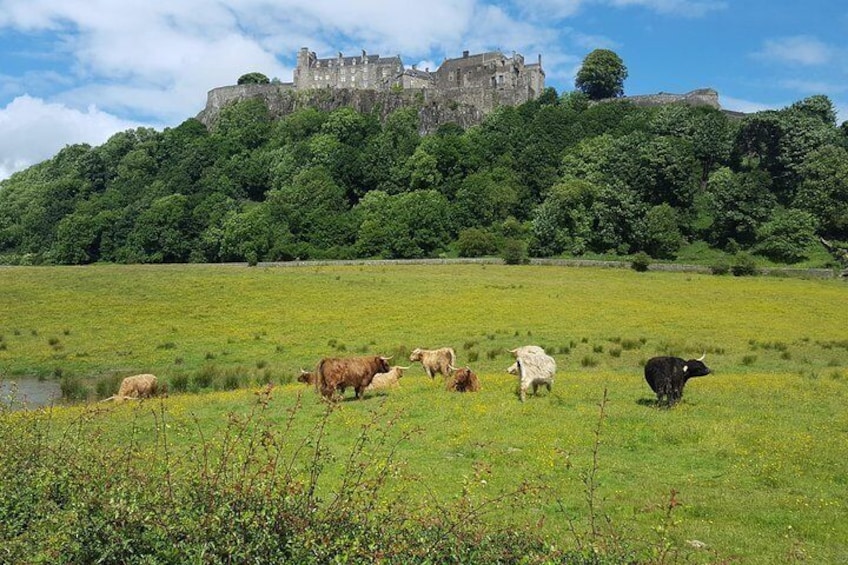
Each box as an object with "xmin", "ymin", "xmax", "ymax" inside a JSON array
[
  {"xmin": 293, "ymin": 47, "xmax": 545, "ymax": 110},
  {"xmin": 198, "ymin": 46, "xmax": 730, "ymax": 133},
  {"xmin": 198, "ymin": 47, "xmax": 546, "ymax": 133}
]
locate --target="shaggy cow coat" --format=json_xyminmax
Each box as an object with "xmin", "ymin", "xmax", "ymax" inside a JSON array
[
  {"xmin": 108, "ymin": 374, "xmax": 159, "ymax": 402},
  {"xmin": 509, "ymin": 345, "xmax": 547, "ymax": 358},
  {"xmin": 316, "ymin": 355, "xmax": 391, "ymax": 400},
  {"xmin": 445, "ymin": 367, "xmax": 481, "ymax": 392},
  {"xmin": 365, "ymin": 366, "xmax": 407, "ymax": 393},
  {"xmin": 409, "ymin": 347, "xmax": 456, "ymax": 379},
  {"xmin": 507, "ymin": 351, "xmax": 556, "ymax": 402}
]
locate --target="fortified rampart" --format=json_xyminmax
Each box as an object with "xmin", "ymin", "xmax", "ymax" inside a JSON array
[{"xmin": 196, "ymin": 84, "xmax": 487, "ymax": 135}]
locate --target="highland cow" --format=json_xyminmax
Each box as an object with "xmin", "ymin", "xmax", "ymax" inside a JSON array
[
  {"xmin": 409, "ymin": 347, "xmax": 456, "ymax": 379},
  {"xmin": 316, "ymin": 355, "xmax": 392, "ymax": 400},
  {"xmin": 365, "ymin": 366, "xmax": 409, "ymax": 393},
  {"xmin": 644, "ymin": 354, "xmax": 711, "ymax": 406},
  {"xmin": 101, "ymin": 374, "xmax": 161, "ymax": 402},
  {"xmin": 445, "ymin": 366, "xmax": 481, "ymax": 392},
  {"xmin": 507, "ymin": 350, "xmax": 556, "ymax": 402}
]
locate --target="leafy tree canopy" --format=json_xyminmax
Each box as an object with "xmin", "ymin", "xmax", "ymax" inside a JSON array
[
  {"xmin": 575, "ymin": 49, "xmax": 628, "ymax": 100},
  {"xmin": 237, "ymin": 72, "xmax": 270, "ymax": 85}
]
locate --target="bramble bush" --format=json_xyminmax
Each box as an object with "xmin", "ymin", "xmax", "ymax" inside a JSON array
[{"xmin": 0, "ymin": 387, "xmax": 711, "ymax": 564}]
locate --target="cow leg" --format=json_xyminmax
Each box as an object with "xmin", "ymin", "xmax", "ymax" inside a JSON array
[
  {"xmin": 670, "ymin": 386, "xmax": 683, "ymax": 405},
  {"xmin": 520, "ymin": 386, "xmax": 527, "ymax": 402}
]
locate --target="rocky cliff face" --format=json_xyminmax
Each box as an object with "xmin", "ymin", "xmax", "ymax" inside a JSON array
[{"xmin": 197, "ymin": 84, "xmax": 487, "ymax": 135}]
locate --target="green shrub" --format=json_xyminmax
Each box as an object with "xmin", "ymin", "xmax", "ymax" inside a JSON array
[
  {"xmin": 710, "ymin": 258, "xmax": 731, "ymax": 275},
  {"xmin": 456, "ymin": 228, "xmax": 498, "ymax": 257},
  {"xmin": 501, "ymin": 239, "xmax": 528, "ymax": 265},
  {"xmin": 731, "ymin": 252, "xmax": 759, "ymax": 276},
  {"xmin": 170, "ymin": 373, "xmax": 190, "ymax": 393},
  {"xmin": 95, "ymin": 374, "xmax": 123, "ymax": 399},
  {"xmin": 631, "ymin": 252, "xmax": 651, "ymax": 272},
  {"xmin": 59, "ymin": 375, "xmax": 88, "ymax": 401}
]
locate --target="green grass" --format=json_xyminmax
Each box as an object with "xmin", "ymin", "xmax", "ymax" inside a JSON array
[{"xmin": 1, "ymin": 263, "xmax": 847, "ymax": 563}]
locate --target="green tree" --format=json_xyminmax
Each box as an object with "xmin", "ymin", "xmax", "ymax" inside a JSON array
[
  {"xmin": 237, "ymin": 72, "xmax": 270, "ymax": 85},
  {"xmin": 212, "ymin": 99, "xmax": 272, "ymax": 154},
  {"xmin": 530, "ymin": 179, "xmax": 599, "ymax": 256},
  {"xmin": 755, "ymin": 208, "xmax": 817, "ymax": 263},
  {"xmin": 642, "ymin": 203, "xmax": 683, "ymax": 259},
  {"xmin": 217, "ymin": 204, "xmax": 290, "ymax": 263},
  {"xmin": 267, "ymin": 166, "xmax": 355, "ymax": 251},
  {"xmin": 705, "ymin": 167, "xmax": 776, "ymax": 248},
  {"xmin": 794, "ymin": 145, "xmax": 848, "ymax": 239},
  {"xmin": 575, "ymin": 49, "xmax": 628, "ymax": 100},
  {"xmin": 453, "ymin": 167, "xmax": 521, "ymax": 229},
  {"xmin": 53, "ymin": 213, "xmax": 100, "ymax": 264},
  {"xmin": 589, "ymin": 184, "xmax": 647, "ymax": 254},
  {"xmin": 361, "ymin": 108, "xmax": 420, "ymax": 195},
  {"xmin": 355, "ymin": 190, "xmax": 451, "ymax": 258},
  {"xmin": 125, "ymin": 194, "xmax": 194, "ymax": 263}
]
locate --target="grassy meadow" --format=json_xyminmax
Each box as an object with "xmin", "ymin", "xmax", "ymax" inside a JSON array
[{"xmin": 1, "ymin": 263, "xmax": 847, "ymax": 563}]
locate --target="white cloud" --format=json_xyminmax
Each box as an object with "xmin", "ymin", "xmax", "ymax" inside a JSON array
[
  {"xmin": 516, "ymin": 0, "xmax": 586, "ymax": 20},
  {"xmin": 516, "ymin": 0, "xmax": 725, "ymax": 20},
  {"xmin": 780, "ymin": 79, "xmax": 848, "ymax": 96},
  {"xmin": 605, "ymin": 0, "xmax": 726, "ymax": 17},
  {"xmin": 0, "ymin": 95, "xmax": 143, "ymax": 180},
  {"xmin": 719, "ymin": 95, "xmax": 778, "ymax": 115},
  {"xmin": 753, "ymin": 36, "xmax": 833, "ymax": 66}
]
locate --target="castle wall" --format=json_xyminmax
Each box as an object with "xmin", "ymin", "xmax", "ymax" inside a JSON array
[
  {"xmin": 295, "ymin": 48, "xmax": 403, "ymax": 92},
  {"xmin": 197, "ymin": 84, "xmax": 486, "ymax": 135}
]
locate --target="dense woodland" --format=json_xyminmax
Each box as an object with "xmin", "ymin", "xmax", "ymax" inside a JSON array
[{"xmin": 1, "ymin": 88, "xmax": 847, "ymax": 266}]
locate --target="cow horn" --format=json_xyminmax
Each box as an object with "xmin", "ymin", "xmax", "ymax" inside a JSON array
[
  {"xmin": 449, "ymin": 364, "xmax": 458, "ymax": 371},
  {"xmin": 697, "ymin": 352, "xmax": 706, "ymax": 361},
  {"xmin": 380, "ymin": 356, "xmax": 393, "ymax": 361},
  {"xmin": 397, "ymin": 365, "xmax": 411, "ymax": 370}
]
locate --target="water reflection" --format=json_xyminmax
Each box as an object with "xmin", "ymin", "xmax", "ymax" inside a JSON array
[{"xmin": 1, "ymin": 378, "xmax": 62, "ymax": 410}]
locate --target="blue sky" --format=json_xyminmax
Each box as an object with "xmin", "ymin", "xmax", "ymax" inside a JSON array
[{"xmin": 1, "ymin": 0, "xmax": 846, "ymax": 179}]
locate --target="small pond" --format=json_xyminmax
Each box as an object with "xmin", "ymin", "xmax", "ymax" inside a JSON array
[{"xmin": 1, "ymin": 378, "xmax": 62, "ymax": 410}]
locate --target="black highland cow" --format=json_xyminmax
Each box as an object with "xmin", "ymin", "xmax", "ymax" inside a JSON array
[{"xmin": 644, "ymin": 354, "xmax": 711, "ymax": 406}]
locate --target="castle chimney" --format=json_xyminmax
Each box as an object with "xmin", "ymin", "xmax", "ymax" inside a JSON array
[{"xmin": 463, "ymin": 50, "xmax": 469, "ymax": 58}]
